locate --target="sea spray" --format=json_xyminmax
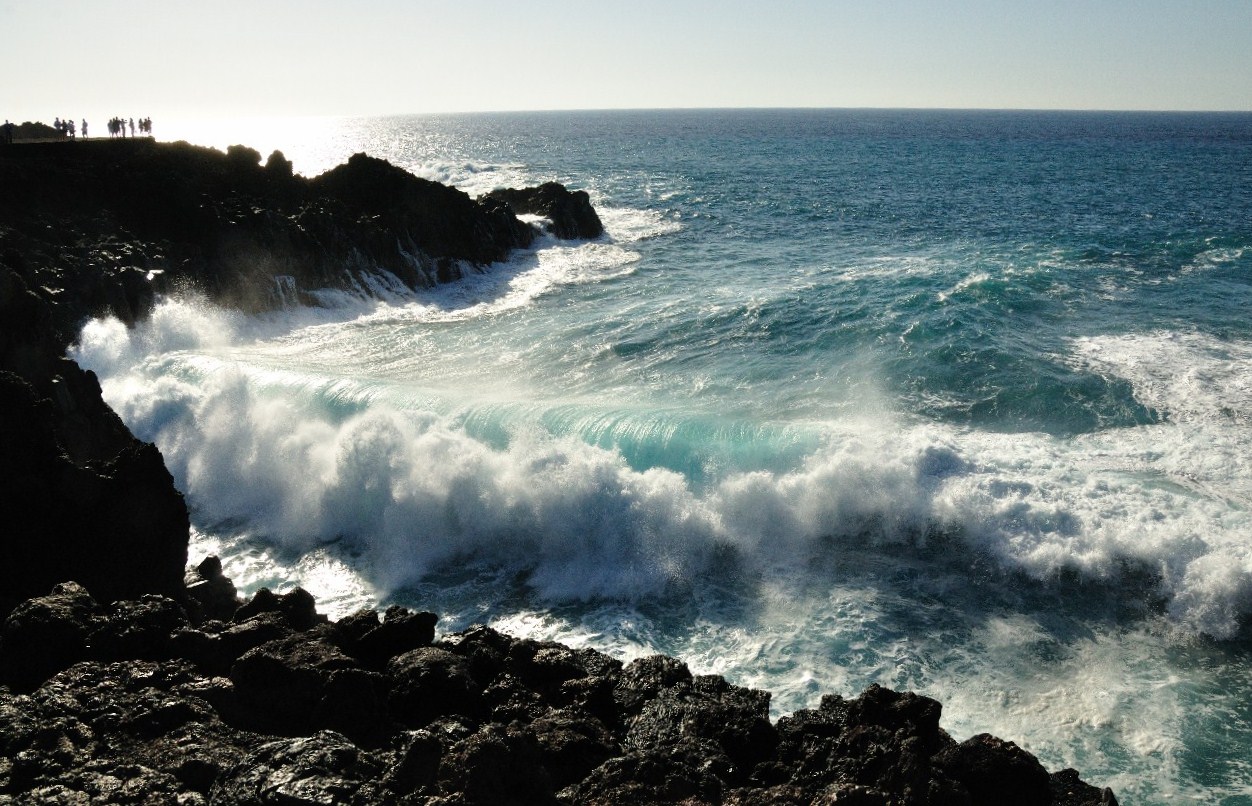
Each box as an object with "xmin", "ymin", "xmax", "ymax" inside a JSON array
[{"xmin": 74, "ymin": 299, "xmax": 1252, "ymax": 638}]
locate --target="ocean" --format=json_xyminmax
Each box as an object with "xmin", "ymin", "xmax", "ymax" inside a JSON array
[{"xmin": 72, "ymin": 109, "xmax": 1251, "ymax": 802}]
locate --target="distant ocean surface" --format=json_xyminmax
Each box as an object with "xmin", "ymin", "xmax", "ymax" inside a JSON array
[{"xmin": 74, "ymin": 109, "xmax": 1252, "ymax": 802}]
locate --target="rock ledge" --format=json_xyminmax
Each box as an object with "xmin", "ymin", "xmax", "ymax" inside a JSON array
[{"xmin": 0, "ymin": 573, "xmax": 1118, "ymax": 805}]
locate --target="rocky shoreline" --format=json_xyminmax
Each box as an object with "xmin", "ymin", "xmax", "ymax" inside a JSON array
[{"xmin": 0, "ymin": 139, "xmax": 1116, "ymax": 804}]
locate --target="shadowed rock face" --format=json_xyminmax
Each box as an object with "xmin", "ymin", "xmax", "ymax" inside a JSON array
[
  {"xmin": 0, "ymin": 261, "xmax": 189, "ymax": 617},
  {"xmin": 0, "ymin": 371, "xmax": 188, "ymax": 616},
  {"xmin": 0, "ymin": 140, "xmax": 586, "ymax": 325},
  {"xmin": 0, "ymin": 578, "xmax": 1119, "ymax": 805}
]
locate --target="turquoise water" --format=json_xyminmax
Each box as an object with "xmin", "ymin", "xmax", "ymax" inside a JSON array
[{"xmin": 76, "ymin": 110, "xmax": 1252, "ymax": 802}]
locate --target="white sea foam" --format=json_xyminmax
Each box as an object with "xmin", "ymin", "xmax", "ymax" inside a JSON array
[
  {"xmin": 599, "ymin": 206, "xmax": 683, "ymax": 242},
  {"xmin": 1070, "ymin": 331, "xmax": 1252, "ymax": 426},
  {"xmin": 71, "ymin": 302, "xmax": 1252, "ymax": 805},
  {"xmin": 935, "ymin": 271, "xmax": 991, "ymax": 302},
  {"xmin": 1182, "ymin": 244, "xmax": 1246, "ymax": 274},
  {"xmin": 190, "ymin": 527, "xmax": 377, "ymax": 618},
  {"xmin": 403, "ymin": 160, "xmax": 533, "ymax": 198},
  {"xmin": 73, "ymin": 310, "xmax": 1252, "ymax": 639}
]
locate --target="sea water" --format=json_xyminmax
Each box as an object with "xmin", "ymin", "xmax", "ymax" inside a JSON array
[{"xmin": 72, "ymin": 110, "xmax": 1252, "ymax": 802}]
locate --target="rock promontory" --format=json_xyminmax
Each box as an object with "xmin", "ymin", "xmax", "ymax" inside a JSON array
[{"xmin": 0, "ymin": 138, "xmax": 598, "ymax": 327}]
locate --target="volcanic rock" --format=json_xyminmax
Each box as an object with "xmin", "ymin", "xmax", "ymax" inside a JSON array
[
  {"xmin": 0, "ymin": 580, "xmax": 1118, "ymax": 804},
  {"xmin": 481, "ymin": 181, "xmax": 604, "ymax": 239}
]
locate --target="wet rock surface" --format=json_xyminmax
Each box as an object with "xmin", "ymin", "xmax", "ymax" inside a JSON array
[{"xmin": 0, "ymin": 576, "xmax": 1119, "ymax": 805}]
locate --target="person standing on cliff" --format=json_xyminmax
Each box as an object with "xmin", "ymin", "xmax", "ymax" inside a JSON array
[{"xmin": 82, "ymin": 119, "xmax": 88, "ymax": 139}]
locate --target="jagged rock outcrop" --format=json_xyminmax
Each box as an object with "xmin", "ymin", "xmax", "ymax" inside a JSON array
[
  {"xmin": 481, "ymin": 181, "xmax": 604, "ymax": 240},
  {"xmin": 1, "ymin": 259, "xmax": 188, "ymax": 617},
  {"xmin": 0, "ymin": 370, "xmax": 188, "ymax": 617},
  {"xmin": 0, "ymin": 575, "xmax": 1119, "ymax": 805},
  {"xmin": 0, "ymin": 139, "xmax": 597, "ymax": 324}
]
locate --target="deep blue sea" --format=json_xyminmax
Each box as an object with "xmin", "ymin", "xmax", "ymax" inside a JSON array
[{"xmin": 74, "ymin": 109, "xmax": 1252, "ymax": 802}]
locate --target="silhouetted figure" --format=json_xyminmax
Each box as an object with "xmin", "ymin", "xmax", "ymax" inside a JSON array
[
  {"xmin": 82, "ymin": 119, "xmax": 88, "ymax": 138},
  {"xmin": 1, "ymin": 120, "xmax": 12, "ymax": 145},
  {"xmin": 129, "ymin": 118, "xmax": 135, "ymax": 137}
]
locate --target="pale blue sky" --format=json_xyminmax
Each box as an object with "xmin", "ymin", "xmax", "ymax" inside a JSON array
[{"xmin": 3, "ymin": 0, "xmax": 1250, "ymax": 123}]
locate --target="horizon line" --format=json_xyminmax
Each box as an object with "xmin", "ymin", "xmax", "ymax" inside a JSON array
[{"xmin": 8, "ymin": 105, "xmax": 1252, "ymax": 126}]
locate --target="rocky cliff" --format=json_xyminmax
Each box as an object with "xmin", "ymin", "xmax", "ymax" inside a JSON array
[{"xmin": 0, "ymin": 139, "xmax": 594, "ymax": 325}]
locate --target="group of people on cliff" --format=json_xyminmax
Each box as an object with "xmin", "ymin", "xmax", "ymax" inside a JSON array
[
  {"xmin": 107, "ymin": 116, "xmax": 153, "ymax": 138},
  {"xmin": 0, "ymin": 116, "xmax": 155, "ymax": 143},
  {"xmin": 52, "ymin": 117, "xmax": 84, "ymax": 138},
  {"xmin": 51, "ymin": 116, "xmax": 155, "ymax": 140}
]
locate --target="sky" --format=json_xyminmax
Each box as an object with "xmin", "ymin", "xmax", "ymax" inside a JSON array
[{"xmin": 3, "ymin": 0, "xmax": 1250, "ymax": 124}]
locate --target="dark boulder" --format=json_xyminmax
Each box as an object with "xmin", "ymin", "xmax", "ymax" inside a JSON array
[
  {"xmin": 313, "ymin": 667, "xmax": 393, "ymax": 746},
  {"xmin": 185, "ymin": 555, "xmax": 241, "ymax": 624},
  {"xmin": 614, "ymin": 653, "xmax": 693, "ymax": 717},
  {"xmin": 174, "ymin": 611, "xmax": 301, "ymax": 677},
  {"xmin": 1051, "ymin": 767, "xmax": 1121, "ymax": 806},
  {"xmin": 481, "ymin": 181, "xmax": 604, "ymax": 240},
  {"xmin": 568, "ymin": 736, "xmax": 734, "ymax": 805},
  {"xmin": 35, "ymin": 659, "xmax": 210, "ymax": 742},
  {"xmin": 935, "ymin": 732, "xmax": 1053, "ymax": 806},
  {"xmin": 90, "ymin": 594, "xmax": 190, "ymax": 662},
  {"xmin": 0, "ymin": 582, "xmax": 106, "ymax": 689},
  {"xmin": 437, "ymin": 723, "xmax": 558, "ymax": 806},
  {"xmin": 265, "ymin": 149, "xmax": 294, "ymax": 178},
  {"xmin": 226, "ymin": 143, "xmax": 262, "ymax": 167},
  {"xmin": 229, "ymin": 632, "xmax": 371, "ymax": 737},
  {"xmin": 529, "ymin": 708, "xmax": 618, "ymax": 790},
  {"xmin": 760, "ymin": 684, "xmax": 965, "ymax": 801},
  {"xmin": 336, "ymin": 604, "xmax": 438, "ymax": 668},
  {"xmin": 626, "ymin": 674, "xmax": 777, "ymax": 782},
  {"xmin": 0, "ymin": 657, "xmax": 230, "ymax": 800},
  {"xmin": 211, "ymin": 730, "xmax": 383, "ymax": 805},
  {"xmin": 232, "ymin": 586, "xmax": 325, "ymax": 631},
  {"xmin": 387, "ymin": 646, "xmax": 484, "ymax": 728},
  {"xmin": 376, "ymin": 728, "xmax": 443, "ymax": 797}
]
